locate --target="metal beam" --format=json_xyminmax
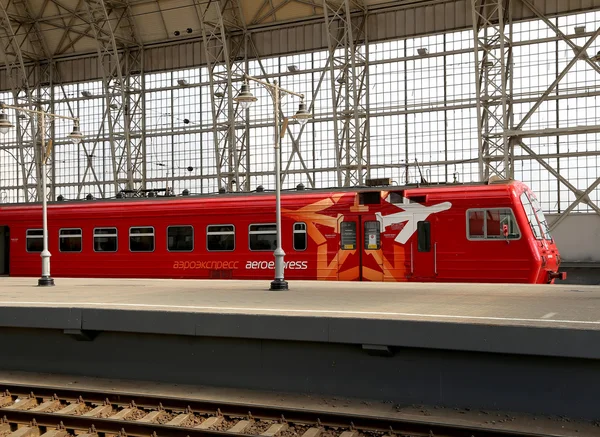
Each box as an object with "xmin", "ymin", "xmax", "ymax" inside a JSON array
[
  {"xmin": 84, "ymin": 0, "xmax": 143, "ymax": 197},
  {"xmin": 0, "ymin": 1, "xmax": 37, "ymax": 203},
  {"xmin": 195, "ymin": 0, "xmax": 248, "ymax": 193},
  {"xmin": 517, "ymin": 140, "xmax": 600, "ymax": 216},
  {"xmin": 550, "ymin": 176, "xmax": 600, "ymax": 231},
  {"xmin": 472, "ymin": 0, "xmax": 513, "ymax": 180},
  {"xmin": 323, "ymin": 0, "xmax": 369, "ymax": 186}
]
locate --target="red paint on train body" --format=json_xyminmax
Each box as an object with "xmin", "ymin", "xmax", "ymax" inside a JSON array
[{"xmin": 0, "ymin": 180, "xmax": 565, "ymax": 283}]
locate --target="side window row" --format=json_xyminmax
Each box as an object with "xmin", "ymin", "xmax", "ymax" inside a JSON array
[{"xmin": 25, "ymin": 223, "xmax": 308, "ymax": 253}]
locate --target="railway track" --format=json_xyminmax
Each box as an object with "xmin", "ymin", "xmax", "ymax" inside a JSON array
[{"xmin": 0, "ymin": 383, "xmax": 554, "ymax": 437}]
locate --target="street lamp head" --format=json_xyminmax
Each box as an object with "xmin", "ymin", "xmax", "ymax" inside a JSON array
[
  {"xmin": 293, "ymin": 101, "xmax": 311, "ymax": 126},
  {"xmin": 68, "ymin": 121, "xmax": 84, "ymax": 144},
  {"xmin": 0, "ymin": 111, "xmax": 14, "ymax": 135},
  {"xmin": 234, "ymin": 82, "xmax": 257, "ymax": 110}
]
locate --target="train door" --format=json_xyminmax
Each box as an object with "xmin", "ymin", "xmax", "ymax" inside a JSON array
[
  {"xmin": 361, "ymin": 218, "xmax": 384, "ymax": 281},
  {"xmin": 338, "ymin": 216, "xmax": 361, "ymax": 281},
  {"xmin": 412, "ymin": 220, "xmax": 436, "ymax": 280},
  {"xmin": 337, "ymin": 216, "xmax": 384, "ymax": 281},
  {"xmin": 0, "ymin": 226, "xmax": 9, "ymax": 276}
]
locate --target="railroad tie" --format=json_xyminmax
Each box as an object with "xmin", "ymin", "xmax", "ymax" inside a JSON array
[
  {"xmin": 110, "ymin": 407, "xmax": 135, "ymax": 420},
  {"xmin": 56, "ymin": 402, "xmax": 85, "ymax": 415},
  {"xmin": 300, "ymin": 428, "xmax": 322, "ymax": 437},
  {"xmin": 31, "ymin": 399, "xmax": 62, "ymax": 412},
  {"xmin": 83, "ymin": 404, "xmax": 112, "ymax": 417},
  {"xmin": 39, "ymin": 430, "xmax": 68, "ymax": 437},
  {"xmin": 0, "ymin": 395, "xmax": 12, "ymax": 407},
  {"xmin": 137, "ymin": 410, "xmax": 168, "ymax": 423},
  {"xmin": 0, "ymin": 422, "xmax": 10, "ymax": 433},
  {"xmin": 165, "ymin": 413, "xmax": 191, "ymax": 426},
  {"xmin": 196, "ymin": 416, "xmax": 224, "ymax": 429},
  {"xmin": 227, "ymin": 420, "xmax": 253, "ymax": 433},
  {"xmin": 261, "ymin": 423, "xmax": 288, "ymax": 437},
  {"xmin": 7, "ymin": 426, "xmax": 40, "ymax": 437},
  {"xmin": 339, "ymin": 431, "xmax": 359, "ymax": 437},
  {"xmin": 4, "ymin": 397, "xmax": 37, "ymax": 410}
]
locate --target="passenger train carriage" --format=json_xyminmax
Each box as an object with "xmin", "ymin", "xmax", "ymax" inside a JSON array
[{"xmin": 0, "ymin": 179, "xmax": 565, "ymax": 283}]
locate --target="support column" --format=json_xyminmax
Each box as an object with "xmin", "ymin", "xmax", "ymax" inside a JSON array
[
  {"xmin": 472, "ymin": 0, "xmax": 513, "ymax": 180},
  {"xmin": 195, "ymin": 0, "xmax": 248, "ymax": 192},
  {"xmin": 323, "ymin": 0, "xmax": 369, "ymax": 186},
  {"xmin": 85, "ymin": 0, "xmax": 143, "ymax": 197}
]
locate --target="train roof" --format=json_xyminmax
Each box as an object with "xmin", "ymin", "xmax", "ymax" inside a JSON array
[{"xmin": 0, "ymin": 179, "xmax": 523, "ymax": 211}]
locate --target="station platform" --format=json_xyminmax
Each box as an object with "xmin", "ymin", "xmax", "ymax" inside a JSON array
[
  {"xmin": 0, "ymin": 277, "xmax": 599, "ymax": 359},
  {"xmin": 1, "ymin": 277, "xmax": 600, "ymax": 421}
]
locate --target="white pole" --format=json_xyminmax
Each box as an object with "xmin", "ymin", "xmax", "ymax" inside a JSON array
[
  {"xmin": 38, "ymin": 113, "xmax": 54, "ymax": 286},
  {"xmin": 270, "ymin": 81, "xmax": 288, "ymax": 290}
]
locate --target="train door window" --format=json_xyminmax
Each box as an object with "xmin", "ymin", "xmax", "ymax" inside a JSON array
[
  {"xmin": 168, "ymin": 226, "xmax": 193, "ymax": 252},
  {"xmin": 207, "ymin": 225, "xmax": 235, "ymax": 251},
  {"xmin": 293, "ymin": 222, "xmax": 307, "ymax": 251},
  {"xmin": 94, "ymin": 228, "xmax": 117, "ymax": 252},
  {"xmin": 364, "ymin": 221, "xmax": 381, "ymax": 250},
  {"xmin": 340, "ymin": 222, "xmax": 356, "ymax": 250},
  {"xmin": 59, "ymin": 228, "xmax": 82, "ymax": 252},
  {"xmin": 417, "ymin": 221, "xmax": 431, "ymax": 252},
  {"xmin": 26, "ymin": 229, "xmax": 43, "ymax": 252},
  {"xmin": 129, "ymin": 227, "xmax": 155, "ymax": 252},
  {"xmin": 249, "ymin": 224, "xmax": 277, "ymax": 251}
]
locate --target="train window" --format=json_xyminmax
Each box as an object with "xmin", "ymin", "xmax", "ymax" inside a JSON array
[
  {"xmin": 520, "ymin": 194, "xmax": 542, "ymax": 239},
  {"xmin": 94, "ymin": 228, "xmax": 117, "ymax": 252},
  {"xmin": 207, "ymin": 225, "xmax": 235, "ymax": 251},
  {"xmin": 340, "ymin": 222, "xmax": 356, "ymax": 250},
  {"xmin": 521, "ymin": 192, "xmax": 551, "ymax": 240},
  {"xmin": 293, "ymin": 222, "xmax": 307, "ymax": 251},
  {"xmin": 249, "ymin": 224, "xmax": 276, "ymax": 251},
  {"xmin": 389, "ymin": 191, "xmax": 405, "ymax": 204},
  {"xmin": 129, "ymin": 227, "xmax": 155, "ymax": 252},
  {"xmin": 359, "ymin": 192, "xmax": 380, "ymax": 205},
  {"xmin": 417, "ymin": 221, "xmax": 431, "ymax": 252},
  {"xmin": 467, "ymin": 209, "xmax": 520, "ymax": 240},
  {"xmin": 528, "ymin": 193, "xmax": 552, "ymax": 240},
  {"xmin": 364, "ymin": 221, "xmax": 381, "ymax": 250},
  {"xmin": 168, "ymin": 226, "xmax": 193, "ymax": 252},
  {"xmin": 26, "ymin": 229, "xmax": 43, "ymax": 252},
  {"xmin": 59, "ymin": 228, "xmax": 82, "ymax": 252},
  {"xmin": 468, "ymin": 211, "xmax": 485, "ymax": 238}
]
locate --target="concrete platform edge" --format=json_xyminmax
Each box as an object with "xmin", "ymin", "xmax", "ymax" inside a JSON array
[{"xmin": 1, "ymin": 306, "xmax": 598, "ymax": 360}]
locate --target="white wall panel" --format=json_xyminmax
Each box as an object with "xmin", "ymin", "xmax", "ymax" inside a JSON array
[{"xmin": 547, "ymin": 213, "xmax": 600, "ymax": 262}]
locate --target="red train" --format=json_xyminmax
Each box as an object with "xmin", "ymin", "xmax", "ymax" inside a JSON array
[{"xmin": 0, "ymin": 179, "xmax": 565, "ymax": 283}]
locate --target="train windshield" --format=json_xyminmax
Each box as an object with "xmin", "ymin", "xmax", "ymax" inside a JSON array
[{"xmin": 520, "ymin": 192, "xmax": 552, "ymax": 241}]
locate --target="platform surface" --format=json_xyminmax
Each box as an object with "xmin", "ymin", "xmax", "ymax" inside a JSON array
[
  {"xmin": 1, "ymin": 277, "xmax": 600, "ymax": 359},
  {"xmin": 0, "ymin": 277, "xmax": 598, "ymax": 326}
]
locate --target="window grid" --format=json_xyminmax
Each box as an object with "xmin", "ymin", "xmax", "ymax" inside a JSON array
[{"xmin": 1, "ymin": 16, "xmax": 599, "ymax": 213}]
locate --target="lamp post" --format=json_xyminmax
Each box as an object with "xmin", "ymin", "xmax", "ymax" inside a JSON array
[
  {"xmin": 0, "ymin": 102, "xmax": 83, "ymax": 286},
  {"xmin": 233, "ymin": 75, "xmax": 311, "ymax": 290}
]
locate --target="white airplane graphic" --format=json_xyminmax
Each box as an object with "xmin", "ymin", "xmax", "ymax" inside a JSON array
[{"xmin": 375, "ymin": 201, "xmax": 452, "ymax": 244}]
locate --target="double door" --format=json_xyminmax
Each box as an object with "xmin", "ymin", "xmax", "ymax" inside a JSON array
[
  {"xmin": 337, "ymin": 215, "xmax": 436, "ymax": 281},
  {"xmin": 337, "ymin": 215, "xmax": 383, "ymax": 281}
]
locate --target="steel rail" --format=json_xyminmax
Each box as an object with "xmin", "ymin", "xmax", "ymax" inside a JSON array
[{"xmin": 0, "ymin": 383, "xmax": 558, "ymax": 437}]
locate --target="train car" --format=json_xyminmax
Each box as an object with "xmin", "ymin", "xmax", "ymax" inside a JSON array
[{"xmin": 0, "ymin": 179, "xmax": 565, "ymax": 283}]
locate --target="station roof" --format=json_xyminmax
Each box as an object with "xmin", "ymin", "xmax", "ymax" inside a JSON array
[{"xmin": 2, "ymin": 0, "xmax": 599, "ymax": 63}]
